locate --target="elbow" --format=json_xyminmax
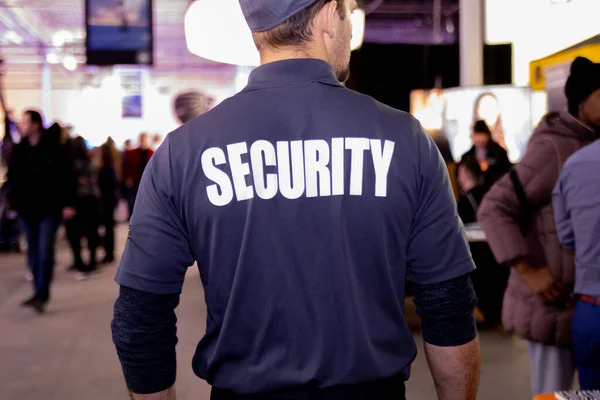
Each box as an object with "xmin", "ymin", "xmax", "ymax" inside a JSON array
[{"xmin": 559, "ymin": 237, "xmax": 575, "ymax": 251}]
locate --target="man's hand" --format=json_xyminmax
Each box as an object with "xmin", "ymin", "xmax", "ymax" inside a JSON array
[
  {"xmin": 62, "ymin": 207, "xmax": 76, "ymax": 221},
  {"xmin": 514, "ymin": 259, "xmax": 563, "ymax": 302},
  {"xmin": 129, "ymin": 386, "xmax": 175, "ymax": 400},
  {"xmin": 425, "ymin": 338, "xmax": 480, "ymax": 400}
]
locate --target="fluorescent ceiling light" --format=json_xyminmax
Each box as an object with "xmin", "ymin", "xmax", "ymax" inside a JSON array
[
  {"xmin": 351, "ymin": 8, "xmax": 366, "ymax": 51},
  {"xmin": 63, "ymin": 55, "xmax": 77, "ymax": 71},
  {"xmin": 46, "ymin": 52, "xmax": 60, "ymax": 64},
  {"xmin": 185, "ymin": 0, "xmax": 366, "ymax": 67},
  {"xmin": 52, "ymin": 30, "xmax": 73, "ymax": 47},
  {"xmin": 2, "ymin": 30, "xmax": 24, "ymax": 45}
]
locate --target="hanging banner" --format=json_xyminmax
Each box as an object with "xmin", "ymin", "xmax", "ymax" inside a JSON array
[{"xmin": 120, "ymin": 69, "xmax": 144, "ymax": 118}]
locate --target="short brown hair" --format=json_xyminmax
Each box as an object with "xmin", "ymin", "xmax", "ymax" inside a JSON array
[{"xmin": 253, "ymin": 0, "xmax": 346, "ymax": 52}]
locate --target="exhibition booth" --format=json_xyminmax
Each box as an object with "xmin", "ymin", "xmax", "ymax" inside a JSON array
[
  {"xmin": 410, "ymin": 86, "xmax": 547, "ymax": 163},
  {"xmin": 530, "ymin": 34, "xmax": 600, "ymax": 112}
]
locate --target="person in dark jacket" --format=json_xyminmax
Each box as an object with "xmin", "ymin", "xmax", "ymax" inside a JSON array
[
  {"xmin": 456, "ymin": 156, "xmax": 486, "ymax": 225},
  {"xmin": 461, "ymin": 120, "xmax": 512, "ymax": 190},
  {"xmin": 98, "ymin": 141, "xmax": 118, "ymax": 264},
  {"xmin": 7, "ymin": 110, "xmax": 76, "ymax": 313},
  {"xmin": 0, "ymin": 114, "xmax": 20, "ymax": 252},
  {"xmin": 121, "ymin": 133, "xmax": 154, "ymax": 218},
  {"xmin": 66, "ymin": 136, "xmax": 101, "ymax": 274},
  {"xmin": 456, "ymin": 156, "xmax": 508, "ymax": 327}
]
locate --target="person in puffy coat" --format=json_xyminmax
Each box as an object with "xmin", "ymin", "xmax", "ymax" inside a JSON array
[{"xmin": 478, "ymin": 57, "xmax": 600, "ymax": 396}]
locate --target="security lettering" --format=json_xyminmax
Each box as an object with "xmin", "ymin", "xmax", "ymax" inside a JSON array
[{"xmin": 201, "ymin": 138, "xmax": 395, "ymax": 207}]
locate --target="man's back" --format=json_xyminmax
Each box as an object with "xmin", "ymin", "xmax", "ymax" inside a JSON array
[{"xmin": 116, "ymin": 59, "xmax": 474, "ymax": 394}]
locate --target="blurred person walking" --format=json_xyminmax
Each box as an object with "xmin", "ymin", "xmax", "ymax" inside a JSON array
[
  {"xmin": 121, "ymin": 132, "xmax": 153, "ymax": 218},
  {"xmin": 478, "ymin": 57, "xmax": 600, "ymax": 396},
  {"xmin": 111, "ymin": 1, "xmax": 480, "ymax": 399},
  {"xmin": 98, "ymin": 141, "xmax": 119, "ymax": 264},
  {"xmin": 0, "ymin": 114, "xmax": 20, "ymax": 253},
  {"xmin": 6, "ymin": 110, "xmax": 76, "ymax": 313},
  {"xmin": 66, "ymin": 136, "xmax": 101, "ymax": 276}
]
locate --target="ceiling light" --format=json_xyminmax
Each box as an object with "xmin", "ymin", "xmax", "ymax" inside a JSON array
[
  {"xmin": 351, "ymin": 8, "xmax": 366, "ymax": 50},
  {"xmin": 3, "ymin": 30, "xmax": 24, "ymax": 45},
  {"xmin": 63, "ymin": 56, "xmax": 77, "ymax": 71},
  {"xmin": 46, "ymin": 52, "xmax": 60, "ymax": 64},
  {"xmin": 184, "ymin": 0, "xmax": 366, "ymax": 67},
  {"xmin": 52, "ymin": 30, "xmax": 73, "ymax": 47}
]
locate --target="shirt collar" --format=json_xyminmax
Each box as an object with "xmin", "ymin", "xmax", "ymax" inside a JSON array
[{"xmin": 242, "ymin": 58, "xmax": 343, "ymax": 92}]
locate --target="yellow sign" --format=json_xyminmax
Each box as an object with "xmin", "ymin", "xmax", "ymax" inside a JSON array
[{"xmin": 530, "ymin": 42, "xmax": 600, "ymax": 91}]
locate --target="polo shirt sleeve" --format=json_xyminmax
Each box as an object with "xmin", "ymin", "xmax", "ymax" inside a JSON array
[
  {"xmin": 115, "ymin": 136, "xmax": 195, "ymax": 295},
  {"xmin": 406, "ymin": 121, "xmax": 475, "ymax": 285}
]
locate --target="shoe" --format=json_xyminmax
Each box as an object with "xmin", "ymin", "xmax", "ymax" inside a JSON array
[
  {"xmin": 68, "ymin": 262, "xmax": 85, "ymax": 272},
  {"xmin": 74, "ymin": 272, "xmax": 89, "ymax": 281},
  {"xmin": 21, "ymin": 295, "xmax": 38, "ymax": 307},
  {"xmin": 75, "ymin": 269, "xmax": 98, "ymax": 281},
  {"xmin": 101, "ymin": 256, "xmax": 115, "ymax": 265},
  {"xmin": 31, "ymin": 298, "xmax": 47, "ymax": 314}
]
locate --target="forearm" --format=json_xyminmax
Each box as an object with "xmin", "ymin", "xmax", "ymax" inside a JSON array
[
  {"xmin": 112, "ymin": 286, "xmax": 180, "ymax": 395},
  {"xmin": 129, "ymin": 386, "xmax": 176, "ymax": 400},
  {"xmin": 425, "ymin": 339, "xmax": 480, "ymax": 400}
]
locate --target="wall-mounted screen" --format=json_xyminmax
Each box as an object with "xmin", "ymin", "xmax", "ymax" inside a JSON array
[{"xmin": 86, "ymin": 0, "xmax": 153, "ymax": 66}]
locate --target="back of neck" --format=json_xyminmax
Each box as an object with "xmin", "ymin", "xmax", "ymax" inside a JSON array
[{"xmin": 259, "ymin": 45, "xmax": 328, "ymax": 66}]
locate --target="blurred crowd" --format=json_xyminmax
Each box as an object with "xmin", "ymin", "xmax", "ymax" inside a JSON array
[
  {"xmin": 449, "ymin": 57, "xmax": 600, "ymax": 395},
  {"xmin": 0, "ymin": 109, "xmax": 159, "ymax": 311}
]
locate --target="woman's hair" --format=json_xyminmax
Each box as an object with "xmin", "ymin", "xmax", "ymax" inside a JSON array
[
  {"xmin": 473, "ymin": 120, "xmax": 492, "ymax": 136},
  {"xmin": 101, "ymin": 142, "xmax": 116, "ymax": 169},
  {"xmin": 458, "ymin": 155, "xmax": 484, "ymax": 185},
  {"xmin": 24, "ymin": 110, "xmax": 43, "ymax": 131},
  {"xmin": 73, "ymin": 136, "xmax": 90, "ymax": 161}
]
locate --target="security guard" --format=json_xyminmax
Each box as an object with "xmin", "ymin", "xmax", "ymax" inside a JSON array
[{"xmin": 112, "ymin": 1, "xmax": 480, "ymax": 399}]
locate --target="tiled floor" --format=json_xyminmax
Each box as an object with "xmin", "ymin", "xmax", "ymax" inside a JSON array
[{"xmin": 0, "ymin": 225, "xmax": 533, "ymax": 399}]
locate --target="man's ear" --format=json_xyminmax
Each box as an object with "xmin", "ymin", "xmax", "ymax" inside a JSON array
[{"xmin": 316, "ymin": 0, "xmax": 338, "ymax": 39}]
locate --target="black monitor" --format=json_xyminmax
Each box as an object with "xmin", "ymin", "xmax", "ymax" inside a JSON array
[{"xmin": 85, "ymin": 0, "xmax": 154, "ymax": 66}]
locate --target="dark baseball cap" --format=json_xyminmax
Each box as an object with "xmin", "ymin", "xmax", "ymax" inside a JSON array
[{"xmin": 239, "ymin": 0, "xmax": 319, "ymax": 32}]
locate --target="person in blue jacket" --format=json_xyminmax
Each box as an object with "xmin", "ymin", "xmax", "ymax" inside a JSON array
[
  {"xmin": 554, "ymin": 138, "xmax": 600, "ymax": 390},
  {"xmin": 111, "ymin": 1, "xmax": 480, "ymax": 399}
]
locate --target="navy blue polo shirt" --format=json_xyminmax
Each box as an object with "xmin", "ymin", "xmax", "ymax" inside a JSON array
[{"xmin": 115, "ymin": 59, "xmax": 475, "ymax": 394}]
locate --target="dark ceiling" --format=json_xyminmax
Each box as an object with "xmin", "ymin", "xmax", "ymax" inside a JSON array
[{"xmin": 362, "ymin": 0, "xmax": 460, "ymax": 44}]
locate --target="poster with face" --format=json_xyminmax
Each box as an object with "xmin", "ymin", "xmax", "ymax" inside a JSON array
[{"xmin": 411, "ymin": 86, "xmax": 548, "ymax": 163}]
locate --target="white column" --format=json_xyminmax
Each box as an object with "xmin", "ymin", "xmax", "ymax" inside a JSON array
[
  {"xmin": 41, "ymin": 53, "xmax": 52, "ymax": 124},
  {"xmin": 459, "ymin": 0, "xmax": 484, "ymax": 86}
]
